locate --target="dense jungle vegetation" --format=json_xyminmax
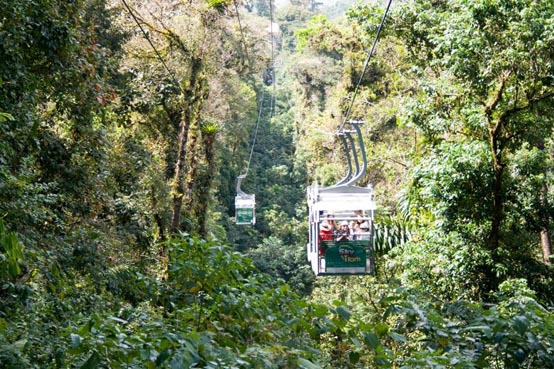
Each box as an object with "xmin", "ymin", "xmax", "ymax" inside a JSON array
[{"xmin": 1, "ymin": 0, "xmax": 554, "ymax": 367}]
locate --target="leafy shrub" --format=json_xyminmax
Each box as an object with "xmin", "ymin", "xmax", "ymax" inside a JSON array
[
  {"xmin": 61, "ymin": 236, "xmax": 325, "ymax": 368},
  {"xmin": 312, "ymin": 279, "xmax": 554, "ymax": 368},
  {"xmin": 0, "ymin": 220, "xmax": 24, "ymax": 283}
]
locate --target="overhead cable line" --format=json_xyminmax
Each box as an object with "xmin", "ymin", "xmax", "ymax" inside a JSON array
[
  {"xmin": 244, "ymin": 90, "xmax": 266, "ymax": 176},
  {"xmin": 239, "ymin": 0, "xmax": 277, "ymax": 176},
  {"xmin": 120, "ymin": 0, "xmax": 182, "ymax": 94},
  {"xmin": 339, "ymin": 0, "xmax": 393, "ymax": 131}
]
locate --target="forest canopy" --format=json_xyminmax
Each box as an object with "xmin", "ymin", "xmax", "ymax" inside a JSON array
[{"xmin": 1, "ymin": 0, "xmax": 554, "ymax": 367}]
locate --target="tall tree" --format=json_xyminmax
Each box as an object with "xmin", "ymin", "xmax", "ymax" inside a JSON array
[
  {"xmin": 119, "ymin": 0, "xmax": 290, "ymax": 244},
  {"xmin": 385, "ymin": 0, "xmax": 554, "ymax": 292},
  {"xmin": 170, "ymin": 54, "xmax": 209, "ymax": 234},
  {"xmin": 0, "ymin": 0, "xmax": 125, "ymax": 236}
]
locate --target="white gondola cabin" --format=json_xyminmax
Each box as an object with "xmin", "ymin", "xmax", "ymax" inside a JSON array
[
  {"xmin": 235, "ymin": 175, "xmax": 256, "ymax": 225},
  {"xmin": 235, "ymin": 193, "xmax": 256, "ymax": 225},
  {"xmin": 307, "ymin": 184, "xmax": 376, "ymax": 275},
  {"xmin": 306, "ymin": 121, "xmax": 376, "ymax": 275}
]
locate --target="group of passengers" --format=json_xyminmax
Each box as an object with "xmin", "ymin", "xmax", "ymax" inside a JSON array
[{"xmin": 319, "ymin": 211, "xmax": 371, "ymax": 243}]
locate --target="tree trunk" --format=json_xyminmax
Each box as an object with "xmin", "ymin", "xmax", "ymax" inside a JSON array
[
  {"xmin": 540, "ymin": 229, "xmax": 551, "ymax": 265},
  {"xmin": 489, "ymin": 122, "xmax": 504, "ymax": 252},
  {"xmin": 170, "ymin": 114, "xmax": 191, "ymax": 234},
  {"xmin": 486, "ymin": 118, "xmax": 505, "ymax": 296},
  {"xmin": 540, "ymin": 177, "xmax": 552, "ymax": 265},
  {"xmin": 490, "ymin": 165, "xmax": 504, "ymax": 251},
  {"xmin": 196, "ymin": 129, "xmax": 217, "ymax": 237},
  {"xmin": 183, "ymin": 122, "xmax": 200, "ymax": 222},
  {"xmin": 534, "ymin": 138, "xmax": 552, "ymax": 265},
  {"xmin": 170, "ymin": 57, "xmax": 207, "ymax": 234}
]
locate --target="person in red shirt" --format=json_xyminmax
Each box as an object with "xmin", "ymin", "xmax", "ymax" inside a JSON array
[
  {"xmin": 325, "ymin": 213, "xmax": 338, "ymax": 230},
  {"xmin": 318, "ymin": 221, "xmax": 334, "ymax": 255}
]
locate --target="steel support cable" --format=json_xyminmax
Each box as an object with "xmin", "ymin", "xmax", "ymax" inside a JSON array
[
  {"xmin": 238, "ymin": 0, "xmax": 276, "ymax": 180},
  {"xmin": 120, "ymin": 0, "xmax": 182, "ymax": 94},
  {"xmin": 338, "ymin": 0, "xmax": 393, "ymax": 131},
  {"xmin": 244, "ymin": 90, "xmax": 266, "ymax": 176},
  {"xmin": 345, "ymin": 123, "xmax": 368, "ymax": 185},
  {"xmin": 335, "ymin": 133, "xmax": 353, "ymax": 185}
]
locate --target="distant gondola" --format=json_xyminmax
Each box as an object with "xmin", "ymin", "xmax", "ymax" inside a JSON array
[{"xmin": 235, "ymin": 174, "xmax": 256, "ymax": 225}]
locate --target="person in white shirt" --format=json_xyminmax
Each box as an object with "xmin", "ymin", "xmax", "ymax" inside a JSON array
[{"xmin": 356, "ymin": 222, "xmax": 371, "ymax": 240}]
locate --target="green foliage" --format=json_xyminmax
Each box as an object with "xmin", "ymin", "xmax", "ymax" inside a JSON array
[
  {"xmin": 3, "ymin": 0, "xmax": 554, "ymax": 368},
  {"xmin": 399, "ymin": 113, "xmax": 554, "ymax": 302},
  {"xmin": 276, "ymin": 4, "xmax": 313, "ymax": 49},
  {"xmin": 247, "ymin": 236, "xmax": 315, "ymax": 295},
  {"xmin": 206, "ymin": 0, "xmax": 232, "ymax": 10},
  {"xmin": 410, "ymin": 140, "xmax": 493, "ymax": 237},
  {"xmin": 60, "ymin": 236, "xmax": 324, "ymax": 368},
  {"xmin": 0, "ymin": 220, "xmax": 24, "ymax": 282},
  {"xmin": 295, "ymin": 15, "xmax": 331, "ymax": 51},
  {"xmin": 297, "ymin": 11, "xmax": 363, "ymax": 59},
  {"xmin": 370, "ymin": 0, "xmax": 554, "ymax": 301},
  {"xmin": 391, "ymin": 230, "xmax": 494, "ymax": 301},
  {"xmin": 253, "ymin": 0, "xmax": 272, "ymax": 17},
  {"xmin": 0, "ymin": 111, "xmax": 13, "ymax": 123},
  {"xmin": 373, "ymin": 217, "xmax": 411, "ymax": 254},
  {"xmin": 311, "ymin": 278, "xmax": 554, "ymax": 368}
]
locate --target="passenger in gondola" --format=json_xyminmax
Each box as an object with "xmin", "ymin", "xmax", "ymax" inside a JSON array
[
  {"xmin": 335, "ymin": 220, "xmax": 352, "ymax": 241},
  {"xmin": 318, "ymin": 221, "xmax": 334, "ymax": 255},
  {"xmin": 325, "ymin": 213, "xmax": 338, "ymax": 230},
  {"xmin": 354, "ymin": 210, "xmax": 364, "ymax": 228},
  {"xmin": 355, "ymin": 222, "xmax": 371, "ymax": 240}
]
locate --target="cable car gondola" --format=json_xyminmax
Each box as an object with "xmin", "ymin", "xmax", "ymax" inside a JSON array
[
  {"xmin": 306, "ymin": 121, "xmax": 376, "ymax": 275},
  {"xmin": 235, "ymin": 174, "xmax": 256, "ymax": 225}
]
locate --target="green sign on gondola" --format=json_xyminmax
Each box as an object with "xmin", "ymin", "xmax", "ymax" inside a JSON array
[
  {"xmin": 236, "ymin": 207, "xmax": 254, "ymax": 225},
  {"xmin": 322, "ymin": 240, "xmax": 373, "ymax": 274}
]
